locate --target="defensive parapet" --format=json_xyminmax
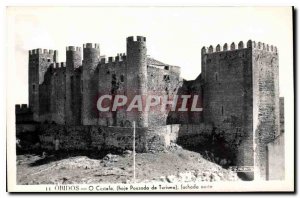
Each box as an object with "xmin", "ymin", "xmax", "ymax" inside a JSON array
[
  {"xmin": 52, "ymin": 62, "xmax": 66, "ymax": 69},
  {"xmin": 201, "ymin": 40, "xmax": 278, "ymax": 55},
  {"xmin": 49, "ymin": 63, "xmax": 66, "ymax": 75},
  {"xmin": 99, "ymin": 53, "xmax": 127, "ymax": 65},
  {"xmin": 66, "ymin": 46, "xmax": 82, "ymax": 68},
  {"xmin": 66, "ymin": 46, "xmax": 81, "ymax": 51},
  {"xmin": 127, "ymin": 36, "xmax": 146, "ymax": 42},
  {"xmin": 83, "ymin": 43, "xmax": 100, "ymax": 48},
  {"xmin": 83, "ymin": 43, "xmax": 100, "ymax": 61},
  {"xmin": 83, "ymin": 43, "xmax": 100, "ymax": 69},
  {"xmin": 15, "ymin": 104, "xmax": 33, "ymax": 123},
  {"xmin": 29, "ymin": 48, "xmax": 58, "ymax": 62},
  {"xmin": 15, "ymin": 104, "xmax": 31, "ymax": 113},
  {"xmin": 29, "ymin": 48, "xmax": 58, "ymax": 54}
]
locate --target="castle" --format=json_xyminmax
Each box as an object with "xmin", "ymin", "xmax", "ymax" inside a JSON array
[
  {"xmin": 16, "ymin": 36, "xmax": 284, "ymax": 180},
  {"xmin": 24, "ymin": 36, "xmax": 181, "ymax": 127}
]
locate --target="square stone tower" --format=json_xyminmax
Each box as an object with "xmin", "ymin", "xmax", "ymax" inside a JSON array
[
  {"xmin": 28, "ymin": 49, "xmax": 58, "ymax": 121},
  {"xmin": 201, "ymin": 40, "xmax": 279, "ymax": 180}
]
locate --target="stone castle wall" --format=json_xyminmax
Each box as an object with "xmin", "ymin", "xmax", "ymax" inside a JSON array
[
  {"xmin": 98, "ymin": 55, "xmax": 127, "ymax": 126},
  {"xmin": 37, "ymin": 124, "xmax": 180, "ymax": 152},
  {"xmin": 280, "ymin": 97, "xmax": 284, "ymax": 134},
  {"xmin": 29, "ymin": 36, "xmax": 183, "ymax": 128},
  {"xmin": 15, "ymin": 104, "xmax": 33, "ymax": 123},
  {"xmin": 147, "ymin": 65, "xmax": 181, "ymax": 126},
  {"xmin": 82, "ymin": 43, "xmax": 100, "ymax": 125},
  {"xmin": 66, "ymin": 46, "xmax": 82, "ymax": 125},
  {"xmin": 201, "ymin": 41, "xmax": 254, "ymax": 176},
  {"xmin": 166, "ymin": 77, "xmax": 203, "ymax": 124},
  {"xmin": 28, "ymin": 49, "xmax": 58, "ymax": 121},
  {"xmin": 38, "ymin": 63, "xmax": 67, "ymax": 125},
  {"xmin": 126, "ymin": 36, "xmax": 148, "ymax": 127},
  {"xmin": 184, "ymin": 40, "xmax": 280, "ymax": 180},
  {"xmin": 266, "ymin": 133, "xmax": 284, "ymax": 180},
  {"xmin": 19, "ymin": 37, "xmax": 283, "ymax": 181},
  {"xmin": 252, "ymin": 42, "xmax": 279, "ymax": 180}
]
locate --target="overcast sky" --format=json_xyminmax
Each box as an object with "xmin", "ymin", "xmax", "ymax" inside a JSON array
[{"xmin": 7, "ymin": 7, "xmax": 293, "ymax": 104}]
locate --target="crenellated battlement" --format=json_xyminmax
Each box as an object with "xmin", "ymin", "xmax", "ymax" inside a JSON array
[
  {"xmin": 127, "ymin": 36, "xmax": 146, "ymax": 42},
  {"xmin": 108, "ymin": 57, "xmax": 115, "ymax": 63},
  {"xmin": 83, "ymin": 43, "xmax": 100, "ymax": 49},
  {"xmin": 66, "ymin": 46, "xmax": 81, "ymax": 51},
  {"xmin": 54, "ymin": 62, "xmax": 66, "ymax": 68},
  {"xmin": 100, "ymin": 53, "xmax": 127, "ymax": 64},
  {"xmin": 60, "ymin": 62, "xmax": 66, "ymax": 68},
  {"xmin": 50, "ymin": 62, "xmax": 66, "ymax": 70},
  {"xmin": 115, "ymin": 53, "xmax": 126, "ymax": 62},
  {"xmin": 15, "ymin": 104, "xmax": 31, "ymax": 113},
  {"xmin": 202, "ymin": 40, "xmax": 278, "ymax": 55},
  {"xmin": 29, "ymin": 48, "xmax": 58, "ymax": 55},
  {"xmin": 252, "ymin": 41, "xmax": 278, "ymax": 53}
]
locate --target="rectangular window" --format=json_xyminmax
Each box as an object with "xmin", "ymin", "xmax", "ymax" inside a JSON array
[
  {"xmin": 70, "ymin": 76, "xmax": 74, "ymax": 95},
  {"xmin": 120, "ymin": 75, "xmax": 124, "ymax": 82},
  {"xmin": 163, "ymin": 75, "xmax": 170, "ymax": 81}
]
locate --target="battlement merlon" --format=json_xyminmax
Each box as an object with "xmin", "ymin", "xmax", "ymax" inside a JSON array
[
  {"xmin": 83, "ymin": 43, "xmax": 100, "ymax": 49},
  {"xmin": 29, "ymin": 49, "xmax": 59, "ymax": 55},
  {"xmin": 15, "ymin": 104, "xmax": 31, "ymax": 113},
  {"xmin": 66, "ymin": 46, "xmax": 81, "ymax": 51},
  {"xmin": 99, "ymin": 54, "xmax": 127, "ymax": 64},
  {"xmin": 201, "ymin": 40, "xmax": 278, "ymax": 55},
  {"xmin": 50, "ymin": 62, "xmax": 66, "ymax": 69},
  {"xmin": 127, "ymin": 36, "xmax": 146, "ymax": 42},
  {"xmin": 60, "ymin": 62, "xmax": 66, "ymax": 68}
]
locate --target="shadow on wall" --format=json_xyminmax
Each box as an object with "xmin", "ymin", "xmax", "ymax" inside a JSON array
[{"xmin": 175, "ymin": 125, "xmax": 236, "ymax": 169}]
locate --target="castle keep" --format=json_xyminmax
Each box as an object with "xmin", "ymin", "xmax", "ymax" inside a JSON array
[{"xmin": 16, "ymin": 36, "xmax": 284, "ymax": 180}]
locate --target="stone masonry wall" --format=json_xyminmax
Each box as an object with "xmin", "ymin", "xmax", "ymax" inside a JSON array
[
  {"xmin": 30, "ymin": 37, "xmax": 183, "ymax": 128},
  {"xmin": 15, "ymin": 104, "xmax": 33, "ymax": 123},
  {"xmin": 201, "ymin": 41, "xmax": 254, "ymax": 176},
  {"xmin": 66, "ymin": 46, "xmax": 82, "ymax": 125},
  {"xmin": 279, "ymin": 97, "xmax": 284, "ymax": 134},
  {"xmin": 38, "ymin": 124, "xmax": 180, "ymax": 152},
  {"xmin": 29, "ymin": 49, "xmax": 57, "ymax": 121},
  {"xmin": 98, "ymin": 55, "xmax": 127, "ymax": 126},
  {"xmin": 147, "ymin": 65, "xmax": 182, "ymax": 126},
  {"xmin": 38, "ymin": 63, "xmax": 66, "ymax": 125},
  {"xmin": 126, "ymin": 36, "xmax": 148, "ymax": 127},
  {"xmin": 252, "ymin": 42, "xmax": 279, "ymax": 180},
  {"xmin": 167, "ymin": 77, "xmax": 203, "ymax": 124},
  {"xmin": 82, "ymin": 43, "xmax": 100, "ymax": 125},
  {"xmin": 266, "ymin": 133, "xmax": 284, "ymax": 180}
]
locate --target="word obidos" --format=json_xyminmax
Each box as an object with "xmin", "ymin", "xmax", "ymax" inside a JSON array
[{"xmin": 96, "ymin": 95, "xmax": 203, "ymax": 112}]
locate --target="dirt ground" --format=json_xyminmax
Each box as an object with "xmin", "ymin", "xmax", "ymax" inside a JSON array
[{"xmin": 17, "ymin": 147, "xmax": 240, "ymax": 185}]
